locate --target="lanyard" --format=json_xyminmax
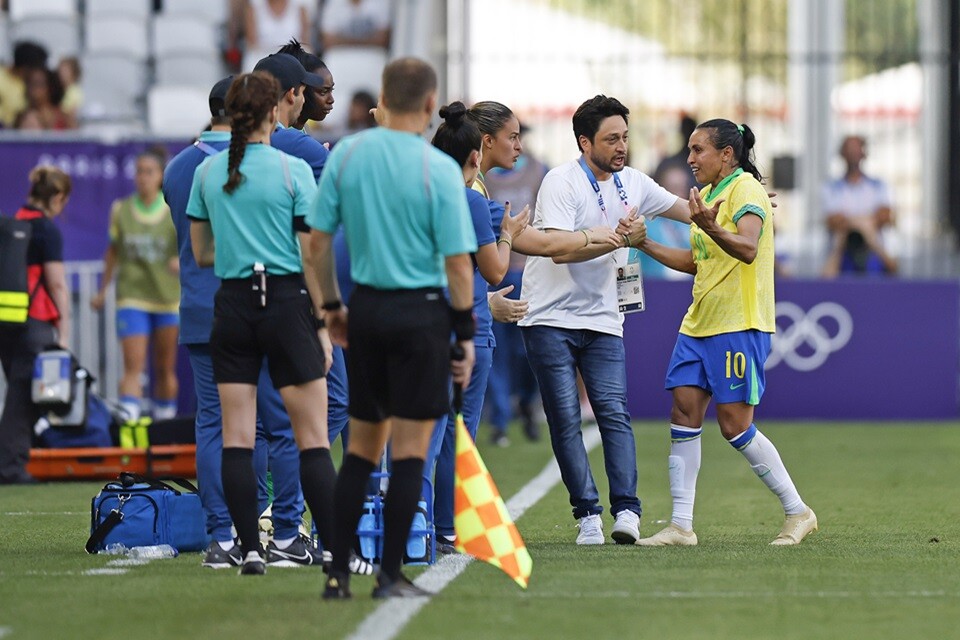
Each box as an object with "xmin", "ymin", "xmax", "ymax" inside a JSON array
[
  {"xmin": 194, "ymin": 140, "xmax": 219, "ymax": 156},
  {"xmin": 578, "ymin": 156, "xmax": 629, "ymax": 222}
]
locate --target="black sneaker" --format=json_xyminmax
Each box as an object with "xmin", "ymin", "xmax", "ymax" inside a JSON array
[
  {"xmin": 371, "ymin": 572, "xmax": 431, "ymax": 599},
  {"xmin": 322, "ymin": 571, "xmax": 351, "ymax": 600},
  {"xmin": 201, "ymin": 540, "xmax": 242, "ymax": 569},
  {"xmin": 321, "ymin": 550, "xmax": 376, "ymax": 576},
  {"xmin": 436, "ymin": 535, "xmax": 457, "ymax": 556},
  {"xmin": 519, "ymin": 403, "xmax": 540, "ymax": 441},
  {"xmin": 239, "ymin": 551, "xmax": 265, "ymax": 575},
  {"xmin": 265, "ymin": 534, "xmax": 324, "ymax": 567}
]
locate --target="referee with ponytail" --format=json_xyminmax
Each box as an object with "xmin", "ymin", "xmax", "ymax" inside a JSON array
[{"xmin": 186, "ymin": 72, "xmax": 339, "ymax": 574}]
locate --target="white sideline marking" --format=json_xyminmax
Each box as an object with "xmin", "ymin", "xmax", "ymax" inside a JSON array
[
  {"xmin": 107, "ymin": 558, "xmax": 152, "ymax": 567},
  {"xmin": 83, "ymin": 568, "xmax": 129, "ymax": 576},
  {"xmin": 346, "ymin": 426, "xmax": 603, "ymax": 640}
]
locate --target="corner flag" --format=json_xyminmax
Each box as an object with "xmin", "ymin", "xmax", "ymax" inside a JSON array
[{"xmin": 452, "ymin": 406, "xmax": 533, "ymax": 588}]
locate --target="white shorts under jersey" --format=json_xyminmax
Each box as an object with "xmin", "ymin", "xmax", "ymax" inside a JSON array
[{"xmin": 519, "ymin": 160, "xmax": 678, "ymax": 337}]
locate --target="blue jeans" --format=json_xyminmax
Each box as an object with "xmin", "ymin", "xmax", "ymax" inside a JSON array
[
  {"xmin": 485, "ymin": 272, "xmax": 538, "ymax": 433},
  {"xmin": 430, "ymin": 344, "xmax": 494, "ymax": 538},
  {"xmin": 521, "ymin": 326, "xmax": 640, "ymax": 520},
  {"xmin": 188, "ymin": 345, "xmax": 303, "ymax": 541}
]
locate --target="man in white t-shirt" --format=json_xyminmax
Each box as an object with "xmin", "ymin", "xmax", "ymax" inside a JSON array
[
  {"xmin": 821, "ymin": 135, "xmax": 897, "ymax": 276},
  {"xmin": 519, "ymin": 95, "xmax": 691, "ymax": 545}
]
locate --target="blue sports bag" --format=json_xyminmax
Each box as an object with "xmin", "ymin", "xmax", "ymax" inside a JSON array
[{"xmin": 86, "ymin": 473, "xmax": 209, "ymax": 553}]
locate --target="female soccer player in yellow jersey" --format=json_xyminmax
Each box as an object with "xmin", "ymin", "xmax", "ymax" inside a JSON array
[{"xmin": 634, "ymin": 119, "xmax": 817, "ymax": 547}]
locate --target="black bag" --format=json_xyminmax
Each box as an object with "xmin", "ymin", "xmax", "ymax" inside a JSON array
[{"xmin": 0, "ymin": 215, "xmax": 34, "ymax": 325}]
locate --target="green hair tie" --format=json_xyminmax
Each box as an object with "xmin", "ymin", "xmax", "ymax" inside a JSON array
[{"xmin": 736, "ymin": 124, "xmax": 744, "ymax": 135}]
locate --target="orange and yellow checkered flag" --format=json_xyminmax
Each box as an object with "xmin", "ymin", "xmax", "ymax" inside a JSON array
[{"xmin": 453, "ymin": 410, "xmax": 533, "ymax": 588}]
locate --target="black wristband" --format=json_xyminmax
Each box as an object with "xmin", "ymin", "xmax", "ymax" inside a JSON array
[
  {"xmin": 314, "ymin": 316, "xmax": 326, "ymax": 330},
  {"xmin": 321, "ymin": 300, "xmax": 342, "ymax": 312},
  {"xmin": 450, "ymin": 307, "xmax": 476, "ymax": 341}
]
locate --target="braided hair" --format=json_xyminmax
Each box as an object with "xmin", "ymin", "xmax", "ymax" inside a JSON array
[
  {"xmin": 432, "ymin": 101, "xmax": 482, "ymax": 168},
  {"xmin": 696, "ymin": 119, "xmax": 763, "ymax": 182},
  {"xmin": 223, "ymin": 72, "xmax": 281, "ymax": 194}
]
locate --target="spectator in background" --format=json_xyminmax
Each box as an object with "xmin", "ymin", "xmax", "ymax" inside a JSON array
[
  {"xmin": 320, "ymin": 0, "xmax": 391, "ymax": 51},
  {"xmin": 91, "ymin": 148, "xmax": 181, "ymax": 423},
  {"xmin": 19, "ymin": 67, "xmax": 73, "ymax": 130},
  {"xmin": 0, "ymin": 167, "xmax": 72, "ymax": 484},
  {"xmin": 653, "ymin": 114, "xmax": 698, "ymax": 194},
  {"xmin": 821, "ymin": 135, "xmax": 897, "ymax": 277},
  {"xmin": 640, "ymin": 164, "xmax": 692, "ymax": 280},
  {"xmin": 56, "ymin": 57, "xmax": 83, "ymax": 121},
  {"xmin": 0, "ymin": 41, "xmax": 48, "ymax": 128},
  {"xmin": 346, "ymin": 90, "xmax": 377, "ymax": 131},
  {"xmin": 243, "ymin": 0, "xmax": 311, "ymax": 72}
]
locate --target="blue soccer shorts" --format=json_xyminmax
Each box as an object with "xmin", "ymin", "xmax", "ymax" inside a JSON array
[
  {"xmin": 664, "ymin": 330, "xmax": 772, "ymax": 405},
  {"xmin": 117, "ymin": 307, "xmax": 180, "ymax": 339}
]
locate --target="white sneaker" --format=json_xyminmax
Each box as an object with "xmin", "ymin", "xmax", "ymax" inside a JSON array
[
  {"xmin": 635, "ymin": 523, "xmax": 698, "ymax": 546},
  {"xmin": 610, "ymin": 510, "xmax": 640, "ymax": 544},
  {"xmin": 770, "ymin": 508, "xmax": 818, "ymax": 546},
  {"xmin": 576, "ymin": 514, "xmax": 604, "ymax": 545}
]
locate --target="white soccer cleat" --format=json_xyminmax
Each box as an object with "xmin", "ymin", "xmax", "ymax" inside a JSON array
[
  {"xmin": 770, "ymin": 508, "xmax": 818, "ymax": 546},
  {"xmin": 610, "ymin": 510, "xmax": 641, "ymax": 545},
  {"xmin": 635, "ymin": 523, "xmax": 698, "ymax": 546},
  {"xmin": 576, "ymin": 514, "xmax": 605, "ymax": 545}
]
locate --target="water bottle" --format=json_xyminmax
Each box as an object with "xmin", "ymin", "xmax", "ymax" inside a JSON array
[
  {"xmin": 128, "ymin": 544, "xmax": 178, "ymax": 559},
  {"xmin": 102, "ymin": 542, "xmax": 128, "ymax": 555},
  {"xmin": 356, "ymin": 500, "xmax": 379, "ymax": 562},
  {"xmin": 406, "ymin": 500, "xmax": 428, "ymax": 561}
]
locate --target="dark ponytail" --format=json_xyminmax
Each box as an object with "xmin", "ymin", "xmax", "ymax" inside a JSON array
[
  {"xmin": 223, "ymin": 72, "xmax": 281, "ymax": 194},
  {"xmin": 696, "ymin": 119, "xmax": 763, "ymax": 182},
  {"xmin": 431, "ymin": 101, "xmax": 482, "ymax": 168}
]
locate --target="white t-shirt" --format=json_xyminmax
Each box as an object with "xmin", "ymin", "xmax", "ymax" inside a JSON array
[
  {"xmin": 821, "ymin": 175, "xmax": 892, "ymax": 220},
  {"xmin": 519, "ymin": 160, "xmax": 678, "ymax": 337},
  {"xmin": 322, "ymin": 0, "xmax": 391, "ymax": 39}
]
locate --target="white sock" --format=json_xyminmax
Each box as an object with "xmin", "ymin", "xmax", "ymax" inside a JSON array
[
  {"xmin": 730, "ymin": 424, "xmax": 806, "ymax": 515},
  {"xmin": 119, "ymin": 396, "xmax": 141, "ymax": 422},
  {"xmin": 218, "ymin": 539, "xmax": 235, "ymax": 551},
  {"xmin": 668, "ymin": 424, "xmax": 701, "ymax": 531},
  {"xmin": 273, "ymin": 536, "xmax": 295, "ymax": 550}
]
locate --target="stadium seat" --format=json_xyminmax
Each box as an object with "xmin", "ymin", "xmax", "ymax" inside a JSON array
[
  {"xmin": 162, "ymin": 0, "xmax": 229, "ymax": 25},
  {"xmin": 147, "ymin": 85, "xmax": 210, "ymax": 137},
  {"xmin": 85, "ymin": 0, "xmax": 152, "ymax": 19},
  {"xmin": 79, "ymin": 53, "xmax": 146, "ymax": 120},
  {"xmin": 152, "ymin": 16, "xmax": 219, "ymax": 57},
  {"xmin": 320, "ymin": 46, "xmax": 387, "ymax": 130},
  {"xmin": 8, "ymin": 0, "xmax": 76, "ymax": 22},
  {"xmin": 84, "ymin": 15, "xmax": 150, "ymax": 61},
  {"xmin": 11, "ymin": 16, "xmax": 80, "ymax": 61},
  {"xmin": 156, "ymin": 55, "xmax": 224, "ymax": 88}
]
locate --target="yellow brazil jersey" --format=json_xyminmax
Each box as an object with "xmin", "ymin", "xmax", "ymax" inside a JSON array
[
  {"xmin": 471, "ymin": 171, "xmax": 489, "ymax": 198},
  {"xmin": 680, "ymin": 169, "xmax": 775, "ymax": 337}
]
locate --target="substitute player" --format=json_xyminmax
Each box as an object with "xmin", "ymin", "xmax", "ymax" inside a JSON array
[{"xmin": 635, "ymin": 119, "xmax": 817, "ymax": 547}]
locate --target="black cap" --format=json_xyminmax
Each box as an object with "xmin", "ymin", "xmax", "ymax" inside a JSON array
[
  {"xmin": 209, "ymin": 75, "xmax": 234, "ymax": 118},
  {"xmin": 253, "ymin": 53, "xmax": 323, "ymax": 93}
]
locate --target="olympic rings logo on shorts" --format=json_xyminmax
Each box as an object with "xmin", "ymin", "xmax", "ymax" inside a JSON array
[{"xmin": 766, "ymin": 301, "xmax": 853, "ymax": 372}]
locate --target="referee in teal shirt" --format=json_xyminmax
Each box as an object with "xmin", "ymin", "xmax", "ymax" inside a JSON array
[
  {"xmin": 187, "ymin": 72, "xmax": 340, "ymax": 575},
  {"xmin": 308, "ymin": 58, "xmax": 477, "ymax": 598}
]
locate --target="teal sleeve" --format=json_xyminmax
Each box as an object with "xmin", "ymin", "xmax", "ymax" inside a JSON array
[
  {"xmin": 432, "ymin": 156, "xmax": 478, "ymax": 256},
  {"xmin": 306, "ymin": 145, "xmax": 342, "ymax": 233},
  {"xmin": 185, "ymin": 161, "xmax": 209, "ymax": 221},
  {"xmin": 290, "ymin": 157, "xmax": 318, "ymax": 219}
]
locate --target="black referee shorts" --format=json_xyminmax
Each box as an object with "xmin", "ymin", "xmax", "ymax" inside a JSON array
[
  {"xmin": 347, "ymin": 285, "xmax": 452, "ymax": 422},
  {"xmin": 210, "ymin": 275, "xmax": 325, "ymax": 389}
]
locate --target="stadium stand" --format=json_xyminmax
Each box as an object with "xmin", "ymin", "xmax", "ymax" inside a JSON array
[
  {"xmin": 146, "ymin": 84, "xmax": 210, "ymax": 137},
  {"xmin": 11, "ymin": 15, "xmax": 79, "ymax": 61},
  {"xmin": 8, "ymin": 0, "xmax": 76, "ymax": 21}
]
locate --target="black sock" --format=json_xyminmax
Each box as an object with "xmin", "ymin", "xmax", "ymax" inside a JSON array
[
  {"xmin": 380, "ymin": 457, "xmax": 425, "ymax": 581},
  {"xmin": 331, "ymin": 454, "xmax": 376, "ymax": 574},
  {"xmin": 299, "ymin": 447, "xmax": 336, "ymax": 551},
  {"xmin": 221, "ymin": 447, "xmax": 259, "ymax": 557}
]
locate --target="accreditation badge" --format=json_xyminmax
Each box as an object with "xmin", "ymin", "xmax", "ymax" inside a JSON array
[{"xmin": 616, "ymin": 248, "xmax": 645, "ymax": 313}]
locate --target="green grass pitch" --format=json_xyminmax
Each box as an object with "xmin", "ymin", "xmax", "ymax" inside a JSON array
[{"xmin": 1, "ymin": 422, "xmax": 958, "ymax": 639}]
